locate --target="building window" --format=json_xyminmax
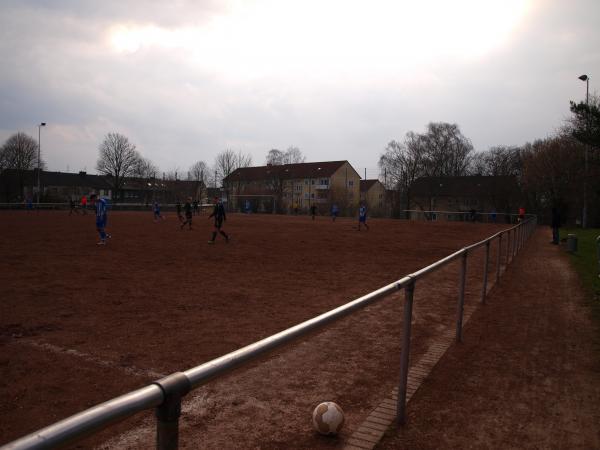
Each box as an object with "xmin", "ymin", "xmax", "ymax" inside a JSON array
[
  {"xmin": 348, "ymin": 180, "xmax": 354, "ymax": 187},
  {"xmin": 311, "ymin": 193, "xmax": 314, "ymax": 198},
  {"xmin": 305, "ymin": 179, "xmax": 309, "ymax": 185},
  {"xmin": 311, "ymin": 179, "xmax": 315, "ymax": 185},
  {"xmin": 320, "ymin": 179, "xmax": 329, "ymax": 185},
  {"xmin": 304, "ymin": 193, "xmax": 309, "ymax": 199}
]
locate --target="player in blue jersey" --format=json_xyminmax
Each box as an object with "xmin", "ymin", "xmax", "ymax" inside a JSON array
[
  {"xmin": 91, "ymin": 194, "xmax": 110, "ymax": 245},
  {"xmin": 153, "ymin": 201, "xmax": 164, "ymax": 222},
  {"xmin": 358, "ymin": 204, "xmax": 369, "ymax": 231},
  {"xmin": 208, "ymin": 197, "xmax": 229, "ymax": 244},
  {"xmin": 331, "ymin": 203, "xmax": 339, "ymax": 222}
]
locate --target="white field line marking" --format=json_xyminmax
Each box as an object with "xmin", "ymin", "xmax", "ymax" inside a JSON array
[{"xmin": 11, "ymin": 338, "xmax": 165, "ymax": 379}]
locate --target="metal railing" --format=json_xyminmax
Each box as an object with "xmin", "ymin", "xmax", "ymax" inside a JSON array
[
  {"xmin": 404, "ymin": 209, "xmax": 525, "ymax": 224},
  {"xmin": 2, "ymin": 216, "xmax": 538, "ymax": 450}
]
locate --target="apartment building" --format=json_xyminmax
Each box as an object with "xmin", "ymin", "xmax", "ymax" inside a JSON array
[
  {"xmin": 359, "ymin": 179, "xmax": 387, "ymax": 217},
  {"xmin": 223, "ymin": 161, "xmax": 361, "ymax": 215}
]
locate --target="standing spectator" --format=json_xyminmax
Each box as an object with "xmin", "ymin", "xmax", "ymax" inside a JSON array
[
  {"xmin": 80, "ymin": 194, "xmax": 88, "ymax": 215},
  {"xmin": 551, "ymin": 207, "xmax": 561, "ymax": 245},
  {"xmin": 208, "ymin": 197, "xmax": 229, "ymax": 244},
  {"xmin": 310, "ymin": 204, "xmax": 317, "ymax": 220},
  {"xmin": 518, "ymin": 207, "xmax": 525, "ymax": 223}
]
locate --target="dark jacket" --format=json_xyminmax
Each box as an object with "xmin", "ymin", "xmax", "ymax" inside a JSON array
[{"xmin": 209, "ymin": 203, "xmax": 226, "ymax": 220}]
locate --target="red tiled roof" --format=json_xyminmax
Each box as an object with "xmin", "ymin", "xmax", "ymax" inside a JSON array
[{"xmin": 224, "ymin": 161, "xmax": 352, "ymax": 182}]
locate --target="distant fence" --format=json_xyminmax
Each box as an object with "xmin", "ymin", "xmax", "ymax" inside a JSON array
[
  {"xmin": 0, "ymin": 203, "xmax": 213, "ymax": 212},
  {"xmin": 2, "ymin": 215, "xmax": 538, "ymax": 450},
  {"xmin": 405, "ymin": 209, "xmax": 525, "ymax": 224}
]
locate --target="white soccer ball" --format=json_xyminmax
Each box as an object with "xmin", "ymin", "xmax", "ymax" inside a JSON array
[{"xmin": 312, "ymin": 401, "xmax": 345, "ymax": 435}]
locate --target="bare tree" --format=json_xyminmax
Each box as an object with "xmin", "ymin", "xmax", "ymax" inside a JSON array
[
  {"xmin": 265, "ymin": 146, "xmax": 305, "ymax": 165},
  {"xmin": 214, "ymin": 149, "xmax": 253, "ymax": 184},
  {"xmin": 132, "ymin": 156, "xmax": 159, "ymax": 179},
  {"xmin": 521, "ymin": 137, "xmax": 585, "ymax": 216},
  {"xmin": 420, "ymin": 122, "xmax": 473, "ymax": 177},
  {"xmin": 470, "ymin": 146, "xmax": 522, "ymax": 177},
  {"xmin": 378, "ymin": 135, "xmax": 425, "ymax": 215},
  {"xmin": 283, "ymin": 146, "xmax": 305, "ymax": 164},
  {"xmin": 1, "ymin": 132, "xmax": 45, "ymax": 200},
  {"xmin": 266, "ymin": 149, "xmax": 285, "ymax": 165},
  {"xmin": 96, "ymin": 132, "xmax": 140, "ymax": 201},
  {"xmin": 0, "ymin": 132, "xmax": 44, "ymax": 172},
  {"xmin": 189, "ymin": 160, "xmax": 209, "ymax": 200}
]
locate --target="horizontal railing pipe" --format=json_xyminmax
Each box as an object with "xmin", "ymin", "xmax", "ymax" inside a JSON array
[
  {"xmin": 184, "ymin": 278, "xmax": 410, "ymax": 387},
  {"xmin": 3, "ymin": 385, "xmax": 164, "ymax": 450}
]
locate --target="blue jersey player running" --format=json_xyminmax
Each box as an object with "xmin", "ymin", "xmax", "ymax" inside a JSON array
[
  {"xmin": 358, "ymin": 204, "xmax": 369, "ymax": 231},
  {"xmin": 91, "ymin": 194, "xmax": 110, "ymax": 245}
]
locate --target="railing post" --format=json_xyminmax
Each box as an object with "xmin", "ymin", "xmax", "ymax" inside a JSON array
[
  {"xmin": 153, "ymin": 372, "xmax": 192, "ymax": 450},
  {"xmin": 506, "ymin": 230, "xmax": 511, "ymax": 265},
  {"xmin": 481, "ymin": 240, "xmax": 490, "ymax": 304},
  {"xmin": 397, "ymin": 279, "xmax": 415, "ymax": 425},
  {"xmin": 456, "ymin": 251, "xmax": 467, "ymax": 342},
  {"xmin": 496, "ymin": 234, "xmax": 502, "ymax": 283}
]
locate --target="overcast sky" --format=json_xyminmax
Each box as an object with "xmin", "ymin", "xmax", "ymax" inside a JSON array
[{"xmin": 1, "ymin": 0, "xmax": 598, "ymax": 179}]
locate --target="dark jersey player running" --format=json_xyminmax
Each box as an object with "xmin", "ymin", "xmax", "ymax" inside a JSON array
[
  {"xmin": 180, "ymin": 197, "xmax": 193, "ymax": 230},
  {"xmin": 208, "ymin": 197, "xmax": 229, "ymax": 244}
]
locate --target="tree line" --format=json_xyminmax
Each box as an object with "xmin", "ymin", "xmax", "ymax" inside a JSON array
[
  {"xmin": 378, "ymin": 95, "xmax": 600, "ymax": 225},
  {"xmin": 0, "ymin": 130, "xmax": 307, "ymax": 202}
]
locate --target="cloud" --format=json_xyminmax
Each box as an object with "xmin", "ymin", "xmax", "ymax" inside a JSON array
[{"xmin": 1, "ymin": 0, "xmax": 599, "ymax": 175}]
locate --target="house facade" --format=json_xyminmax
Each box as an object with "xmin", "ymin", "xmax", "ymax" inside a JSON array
[
  {"xmin": 359, "ymin": 179, "xmax": 387, "ymax": 217},
  {"xmin": 0, "ymin": 169, "xmax": 203, "ymax": 205},
  {"xmin": 223, "ymin": 161, "xmax": 361, "ymax": 215}
]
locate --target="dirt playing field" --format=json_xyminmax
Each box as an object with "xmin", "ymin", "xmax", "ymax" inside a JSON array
[{"xmin": 0, "ymin": 210, "xmax": 515, "ymax": 448}]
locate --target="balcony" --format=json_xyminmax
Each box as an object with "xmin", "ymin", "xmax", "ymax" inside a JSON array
[{"xmin": 314, "ymin": 184, "xmax": 330, "ymax": 190}]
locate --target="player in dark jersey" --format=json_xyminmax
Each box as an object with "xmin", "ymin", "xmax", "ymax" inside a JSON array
[
  {"xmin": 208, "ymin": 197, "xmax": 229, "ymax": 244},
  {"xmin": 180, "ymin": 197, "xmax": 193, "ymax": 230},
  {"xmin": 175, "ymin": 200, "xmax": 184, "ymax": 223}
]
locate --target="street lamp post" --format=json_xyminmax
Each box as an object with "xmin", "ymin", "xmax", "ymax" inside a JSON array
[
  {"xmin": 578, "ymin": 75, "xmax": 589, "ymax": 228},
  {"xmin": 37, "ymin": 122, "xmax": 46, "ymax": 204}
]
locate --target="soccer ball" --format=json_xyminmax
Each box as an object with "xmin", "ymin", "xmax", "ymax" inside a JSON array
[{"xmin": 312, "ymin": 401, "xmax": 345, "ymax": 435}]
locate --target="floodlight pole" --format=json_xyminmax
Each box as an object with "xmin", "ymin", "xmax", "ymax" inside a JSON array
[
  {"xmin": 37, "ymin": 122, "xmax": 46, "ymax": 204},
  {"xmin": 579, "ymin": 75, "xmax": 589, "ymax": 228}
]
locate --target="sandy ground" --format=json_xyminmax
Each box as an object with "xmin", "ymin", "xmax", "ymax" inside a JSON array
[{"xmin": 0, "ymin": 210, "xmax": 549, "ymax": 449}]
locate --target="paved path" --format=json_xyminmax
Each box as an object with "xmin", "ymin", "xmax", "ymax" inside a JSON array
[{"xmin": 368, "ymin": 227, "xmax": 600, "ymax": 449}]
